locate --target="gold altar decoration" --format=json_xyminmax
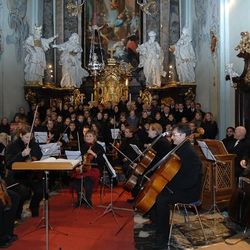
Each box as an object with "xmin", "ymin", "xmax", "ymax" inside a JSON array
[
  {"xmin": 93, "ymin": 56, "xmax": 132, "ymax": 104},
  {"xmin": 235, "ymin": 31, "xmax": 250, "ymax": 54},
  {"xmin": 72, "ymin": 89, "xmax": 85, "ymax": 109},
  {"xmin": 139, "ymin": 89, "xmax": 152, "ymax": 105}
]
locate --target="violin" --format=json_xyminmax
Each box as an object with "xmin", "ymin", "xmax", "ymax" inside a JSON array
[
  {"xmin": 0, "ymin": 178, "xmax": 12, "ymax": 209},
  {"xmin": 82, "ymin": 148, "xmax": 95, "ymax": 172}
]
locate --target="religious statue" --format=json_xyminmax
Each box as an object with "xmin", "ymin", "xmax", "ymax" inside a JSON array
[
  {"xmin": 169, "ymin": 26, "xmax": 196, "ymax": 83},
  {"xmin": 24, "ymin": 26, "xmax": 57, "ymax": 85},
  {"xmin": 53, "ymin": 33, "xmax": 89, "ymax": 88},
  {"xmin": 137, "ymin": 31, "xmax": 166, "ymax": 87}
]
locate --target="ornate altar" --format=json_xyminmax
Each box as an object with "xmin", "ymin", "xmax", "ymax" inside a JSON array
[
  {"xmin": 93, "ymin": 57, "xmax": 132, "ymax": 104},
  {"xmin": 24, "ymin": 84, "xmax": 85, "ymax": 109},
  {"xmin": 140, "ymin": 83, "xmax": 196, "ymax": 104},
  {"xmin": 195, "ymin": 140, "xmax": 236, "ymax": 209}
]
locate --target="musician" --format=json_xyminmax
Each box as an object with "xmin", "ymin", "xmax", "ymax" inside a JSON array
[
  {"xmin": 150, "ymin": 123, "xmax": 202, "ymax": 248},
  {"xmin": 118, "ymin": 125, "xmax": 142, "ymax": 177},
  {"xmin": 5, "ymin": 125, "xmax": 43, "ymax": 218},
  {"xmin": 145, "ymin": 123, "xmax": 172, "ymax": 171},
  {"xmin": 131, "ymin": 123, "xmax": 172, "ymax": 198},
  {"xmin": 0, "ymin": 182, "xmax": 20, "ymax": 248},
  {"xmin": 71, "ymin": 130, "xmax": 105, "ymax": 207}
]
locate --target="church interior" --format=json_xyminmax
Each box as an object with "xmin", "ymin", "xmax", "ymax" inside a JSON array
[{"xmin": 0, "ymin": 0, "xmax": 250, "ymax": 249}]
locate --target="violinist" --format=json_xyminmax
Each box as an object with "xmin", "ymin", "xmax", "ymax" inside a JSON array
[
  {"xmin": 5, "ymin": 125, "xmax": 43, "ymax": 218},
  {"xmin": 71, "ymin": 130, "xmax": 105, "ymax": 208},
  {"xmin": 148, "ymin": 123, "xmax": 202, "ymax": 249}
]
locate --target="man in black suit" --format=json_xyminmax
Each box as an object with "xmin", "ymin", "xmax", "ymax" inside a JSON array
[
  {"xmin": 227, "ymin": 126, "xmax": 250, "ymax": 178},
  {"xmin": 152, "ymin": 123, "xmax": 202, "ymax": 248}
]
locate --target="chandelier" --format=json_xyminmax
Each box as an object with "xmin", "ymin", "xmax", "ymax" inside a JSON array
[
  {"xmin": 66, "ymin": 0, "xmax": 86, "ymax": 17},
  {"xmin": 88, "ymin": 25, "xmax": 105, "ymax": 77}
]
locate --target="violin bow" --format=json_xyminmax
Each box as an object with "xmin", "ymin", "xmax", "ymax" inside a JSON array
[
  {"xmin": 26, "ymin": 104, "xmax": 39, "ymax": 149},
  {"xmin": 109, "ymin": 142, "xmax": 134, "ymax": 165},
  {"xmin": 133, "ymin": 131, "xmax": 169, "ymax": 163}
]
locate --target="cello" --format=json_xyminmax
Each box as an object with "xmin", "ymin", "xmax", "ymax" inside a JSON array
[
  {"xmin": 135, "ymin": 129, "xmax": 204, "ymax": 214},
  {"xmin": 123, "ymin": 131, "xmax": 169, "ymax": 191}
]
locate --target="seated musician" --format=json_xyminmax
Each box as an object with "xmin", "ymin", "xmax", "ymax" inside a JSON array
[
  {"xmin": 71, "ymin": 130, "xmax": 105, "ymax": 208},
  {"xmin": 118, "ymin": 126, "xmax": 143, "ymax": 177},
  {"xmin": 148, "ymin": 123, "xmax": 202, "ymax": 248},
  {"xmin": 5, "ymin": 125, "xmax": 43, "ymax": 218},
  {"xmin": 131, "ymin": 123, "xmax": 172, "ymax": 198},
  {"xmin": 0, "ymin": 176, "xmax": 20, "ymax": 248}
]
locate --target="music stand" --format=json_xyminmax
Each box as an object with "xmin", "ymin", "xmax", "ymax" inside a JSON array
[
  {"xmin": 197, "ymin": 140, "xmax": 222, "ymax": 216},
  {"xmin": 91, "ymin": 154, "xmax": 120, "ymax": 224},
  {"xmin": 65, "ymin": 151, "xmax": 92, "ymax": 209}
]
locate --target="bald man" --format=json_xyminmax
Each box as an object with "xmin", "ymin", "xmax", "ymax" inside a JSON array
[{"xmin": 227, "ymin": 126, "xmax": 250, "ymax": 178}]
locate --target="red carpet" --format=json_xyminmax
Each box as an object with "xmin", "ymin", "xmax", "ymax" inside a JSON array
[{"xmin": 9, "ymin": 187, "xmax": 134, "ymax": 250}]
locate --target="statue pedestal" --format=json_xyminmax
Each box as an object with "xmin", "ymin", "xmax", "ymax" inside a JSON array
[
  {"xmin": 145, "ymin": 82, "xmax": 196, "ymax": 103},
  {"xmin": 24, "ymin": 83, "xmax": 85, "ymax": 108}
]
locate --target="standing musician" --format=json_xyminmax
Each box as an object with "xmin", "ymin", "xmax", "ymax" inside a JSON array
[
  {"xmin": 71, "ymin": 130, "xmax": 105, "ymax": 208},
  {"xmin": 147, "ymin": 123, "xmax": 202, "ymax": 248},
  {"xmin": 5, "ymin": 125, "xmax": 43, "ymax": 218}
]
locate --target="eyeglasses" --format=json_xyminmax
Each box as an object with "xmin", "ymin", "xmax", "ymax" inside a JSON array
[{"xmin": 172, "ymin": 133, "xmax": 181, "ymax": 137}]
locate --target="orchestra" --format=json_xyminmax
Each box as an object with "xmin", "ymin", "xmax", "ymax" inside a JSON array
[{"xmin": 0, "ymin": 98, "xmax": 249, "ymax": 249}]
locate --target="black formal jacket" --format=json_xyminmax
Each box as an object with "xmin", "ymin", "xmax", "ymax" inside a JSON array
[
  {"xmin": 227, "ymin": 138, "xmax": 250, "ymax": 177},
  {"xmin": 167, "ymin": 141, "xmax": 202, "ymax": 202},
  {"xmin": 5, "ymin": 138, "xmax": 42, "ymax": 180}
]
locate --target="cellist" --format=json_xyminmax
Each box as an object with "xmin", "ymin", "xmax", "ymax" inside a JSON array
[
  {"xmin": 130, "ymin": 123, "xmax": 172, "ymax": 198},
  {"xmin": 147, "ymin": 123, "xmax": 202, "ymax": 249}
]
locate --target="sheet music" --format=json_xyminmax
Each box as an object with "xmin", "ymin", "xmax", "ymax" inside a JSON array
[
  {"xmin": 40, "ymin": 143, "xmax": 61, "ymax": 159},
  {"xmin": 130, "ymin": 144, "xmax": 142, "ymax": 155},
  {"xmin": 36, "ymin": 157, "xmax": 81, "ymax": 166},
  {"xmin": 65, "ymin": 150, "xmax": 82, "ymax": 161},
  {"xmin": 34, "ymin": 132, "xmax": 48, "ymax": 144},
  {"xmin": 111, "ymin": 128, "xmax": 120, "ymax": 140},
  {"xmin": 103, "ymin": 154, "xmax": 117, "ymax": 178},
  {"xmin": 62, "ymin": 133, "xmax": 69, "ymax": 143},
  {"xmin": 197, "ymin": 140, "xmax": 216, "ymax": 161}
]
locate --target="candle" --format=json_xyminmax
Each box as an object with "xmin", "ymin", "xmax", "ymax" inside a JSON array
[
  {"xmin": 129, "ymin": 93, "xmax": 131, "ymax": 103},
  {"xmin": 91, "ymin": 93, "xmax": 93, "ymax": 101}
]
